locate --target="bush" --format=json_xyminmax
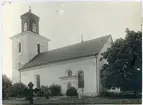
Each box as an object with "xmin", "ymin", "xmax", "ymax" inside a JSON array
[
  {"xmin": 34, "ymin": 88, "xmax": 41, "ymax": 94},
  {"xmin": 33, "ymin": 86, "xmax": 51, "ymax": 99},
  {"xmin": 23, "ymin": 88, "xmax": 31, "ymax": 100},
  {"xmin": 2, "ymin": 74, "xmax": 12, "ymax": 99},
  {"xmin": 10, "ymin": 82, "xmax": 27, "ymax": 98},
  {"xmin": 33, "ymin": 88, "xmax": 42, "ymax": 97},
  {"xmin": 100, "ymin": 91, "xmax": 141, "ymax": 99},
  {"xmin": 40, "ymin": 85, "xmax": 50, "ymax": 99},
  {"xmin": 66, "ymin": 87, "xmax": 78, "ymax": 97},
  {"xmin": 49, "ymin": 84, "xmax": 61, "ymax": 96}
]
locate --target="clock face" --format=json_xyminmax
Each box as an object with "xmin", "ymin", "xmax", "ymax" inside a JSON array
[
  {"xmin": 24, "ymin": 23, "xmax": 27, "ymax": 31},
  {"xmin": 32, "ymin": 23, "xmax": 36, "ymax": 32}
]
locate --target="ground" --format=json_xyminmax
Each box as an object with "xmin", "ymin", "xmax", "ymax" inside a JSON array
[{"xmin": 3, "ymin": 97, "xmax": 142, "ymax": 104}]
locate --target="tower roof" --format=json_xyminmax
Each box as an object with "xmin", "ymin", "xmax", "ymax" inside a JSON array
[{"xmin": 21, "ymin": 9, "xmax": 40, "ymax": 19}]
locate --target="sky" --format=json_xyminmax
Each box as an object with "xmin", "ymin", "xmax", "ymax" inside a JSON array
[{"xmin": 1, "ymin": 1, "xmax": 142, "ymax": 79}]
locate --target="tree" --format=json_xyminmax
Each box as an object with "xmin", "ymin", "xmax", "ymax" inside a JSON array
[
  {"xmin": 2, "ymin": 74, "xmax": 12, "ymax": 99},
  {"xmin": 100, "ymin": 28, "xmax": 142, "ymax": 98}
]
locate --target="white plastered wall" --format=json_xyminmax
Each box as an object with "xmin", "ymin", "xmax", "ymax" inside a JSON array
[{"xmin": 21, "ymin": 56, "xmax": 98, "ymax": 96}]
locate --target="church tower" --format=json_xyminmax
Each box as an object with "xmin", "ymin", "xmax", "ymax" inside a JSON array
[{"xmin": 10, "ymin": 8, "xmax": 50, "ymax": 83}]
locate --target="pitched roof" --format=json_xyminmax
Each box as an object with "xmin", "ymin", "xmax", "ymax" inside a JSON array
[{"xmin": 20, "ymin": 35, "xmax": 111, "ymax": 70}]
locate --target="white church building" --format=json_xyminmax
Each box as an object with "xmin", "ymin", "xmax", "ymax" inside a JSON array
[{"xmin": 10, "ymin": 10, "xmax": 113, "ymax": 96}]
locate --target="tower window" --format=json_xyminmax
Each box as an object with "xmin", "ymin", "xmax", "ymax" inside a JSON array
[
  {"xmin": 37, "ymin": 43, "xmax": 40, "ymax": 54},
  {"xmin": 24, "ymin": 23, "xmax": 28, "ymax": 31},
  {"xmin": 32, "ymin": 23, "xmax": 36, "ymax": 32},
  {"xmin": 18, "ymin": 43, "xmax": 21, "ymax": 53}
]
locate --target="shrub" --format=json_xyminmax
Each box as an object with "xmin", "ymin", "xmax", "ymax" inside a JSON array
[
  {"xmin": 100, "ymin": 91, "xmax": 142, "ymax": 99},
  {"xmin": 10, "ymin": 82, "xmax": 27, "ymax": 98},
  {"xmin": 40, "ymin": 85, "xmax": 50, "ymax": 99},
  {"xmin": 66, "ymin": 87, "xmax": 78, "ymax": 97},
  {"xmin": 49, "ymin": 84, "xmax": 61, "ymax": 96},
  {"xmin": 23, "ymin": 88, "xmax": 31, "ymax": 100},
  {"xmin": 34, "ymin": 88, "xmax": 41, "ymax": 94},
  {"xmin": 33, "ymin": 85, "xmax": 51, "ymax": 99},
  {"xmin": 2, "ymin": 74, "xmax": 12, "ymax": 99},
  {"xmin": 33, "ymin": 88, "xmax": 42, "ymax": 97}
]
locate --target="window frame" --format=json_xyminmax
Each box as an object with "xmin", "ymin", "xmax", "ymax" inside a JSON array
[
  {"xmin": 78, "ymin": 71, "xmax": 84, "ymax": 88},
  {"xmin": 32, "ymin": 23, "xmax": 36, "ymax": 32},
  {"xmin": 18, "ymin": 42, "xmax": 22, "ymax": 53},
  {"xmin": 37, "ymin": 43, "xmax": 40, "ymax": 54},
  {"xmin": 34, "ymin": 74, "xmax": 40, "ymax": 89},
  {"xmin": 24, "ymin": 22, "xmax": 28, "ymax": 31}
]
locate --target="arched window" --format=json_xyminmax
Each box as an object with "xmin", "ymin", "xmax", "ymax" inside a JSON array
[
  {"xmin": 32, "ymin": 23, "xmax": 36, "ymax": 32},
  {"xmin": 24, "ymin": 23, "xmax": 28, "ymax": 31},
  {"xmin": 37, "ymin": 43, "xmax": 40, "ymax": 54},
  {"xmin": 78, "ymin": 71, "xmax": 84, "ymax": 88},
  {"xmin": 34, "ymin": 74, "xmax": 40, "ymax": 89},
  {"xmin": 18, "ymin": 43, "xmax": 21, "ymax": 53}
]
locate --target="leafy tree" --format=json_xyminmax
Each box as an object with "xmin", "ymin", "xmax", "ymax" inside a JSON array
[
  {"xmin": 100, "ymin": 28, "xmax": 142, "ymax": 98},
  {"xmin": 2, "ymin": 74, "xmax": 12, "ymax": 99}
]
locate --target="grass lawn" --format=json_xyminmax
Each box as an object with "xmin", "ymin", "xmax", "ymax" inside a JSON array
[{"xmin": 3, "ymin": 97, "xmax": 142, "ymax": 104}]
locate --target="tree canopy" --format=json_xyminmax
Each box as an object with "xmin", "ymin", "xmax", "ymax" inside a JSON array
[
  {"xmin": 2, "ymin": 74, "xmax": 12, "ymax": 99},
  {"xmin": 100, "ymin": 28, "xmax": 142, "ymax": 93}
]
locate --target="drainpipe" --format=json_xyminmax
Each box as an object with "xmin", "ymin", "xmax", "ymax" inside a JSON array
[
  {"xmin": 19, "ymin": 70, "xmax": 21, "ymax": 83},
  {"xmin": 95, "ymin": 55, "xmax": 99, "ymax": 95}
]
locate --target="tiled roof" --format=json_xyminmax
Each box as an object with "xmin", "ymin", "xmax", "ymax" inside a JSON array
[{"xmin": 20, "ymin": 35, "xmax": 111, "ymax": 70}]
